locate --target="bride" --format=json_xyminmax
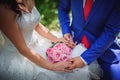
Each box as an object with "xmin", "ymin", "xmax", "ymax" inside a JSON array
[{"xmin": 0, "ymin": 0, "xmax": 102, "ymax": 80}]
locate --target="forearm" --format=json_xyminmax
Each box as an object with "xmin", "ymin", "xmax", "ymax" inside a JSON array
[
  {"xmin": 35, "ymin": 23, "xmax": 59, "ymax": 42},
  {"xmin": 19, "ymin": 47, "xmax": 53, "ymax": 70},
  {"xmin": 81, "ymin": 31, "xmax": 117, "ymax": 64},
  {"xmin": 58, "ymin": 0, "xmax": 71, "ymax": 35},
  {"xmin": 81, "ymin": 1, "xmax": 120, "ymax": 64}
]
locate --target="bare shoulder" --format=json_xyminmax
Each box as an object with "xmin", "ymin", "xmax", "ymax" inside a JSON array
[{"xmin": 0, "ymin": 4, "xmax": 17, "ymax": 29}]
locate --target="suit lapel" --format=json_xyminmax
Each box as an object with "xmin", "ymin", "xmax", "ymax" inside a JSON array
[
  {"xmin": 85, "ymin": 0, "xmax": 104, "ymax": 25},
  {"xmin": 78, "ymin": 0, "xmax": 85, "ymax": 25}
]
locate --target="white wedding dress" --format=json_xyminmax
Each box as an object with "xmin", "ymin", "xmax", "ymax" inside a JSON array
[{"xmin": 0, "ymin": 7, "xmax": 102, "ymax": 80}]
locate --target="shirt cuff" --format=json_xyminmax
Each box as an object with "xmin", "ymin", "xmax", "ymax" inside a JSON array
[{"xmin": 80, "ymin": 56, "xmax": 88, "ymax": 65}]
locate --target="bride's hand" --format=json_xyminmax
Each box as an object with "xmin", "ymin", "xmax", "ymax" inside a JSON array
[
  {"xmin": 51, "ymin": 61, "xmax": 72, "ymax": 72},
  {"xmin": 52, "ymin": 37, "xmax": 68, "ymax": 44},
  {"xmin": 57, "ymin": 37, "xmax": 68, "ymax": 43},
  {"xmin": 52, "ymin": 37, "xmax": 76, "ymax": 49}
]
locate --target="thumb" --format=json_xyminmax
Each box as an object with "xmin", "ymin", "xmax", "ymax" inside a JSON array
[
  {"xmin": 67, "ymin": 58, "xmax": 76, "ymax": 70},
  {"xmin": 66, "ymin": 36, "xmax": 70, "ymax": 41},
  {"xmin": 64, "ymin": 34, "xmax": 71, "ymax": 40},
  {"xmin": 68, "ymin": 62, "xmax": 76, "ymax": 70},
  {"xmin": 69, "ymin": 58, "xmax": 74, "ymax": 62}
]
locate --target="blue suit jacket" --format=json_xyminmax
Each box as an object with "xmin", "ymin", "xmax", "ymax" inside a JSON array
[{"xmin": 58, "ymin": 0, "xmax": 120, "ymax": 64}]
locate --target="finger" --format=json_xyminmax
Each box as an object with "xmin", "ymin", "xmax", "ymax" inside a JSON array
[
  {"xmin": 62, "ymin": 38, "xmax": 67, "ymax": 42},
  {"xmin": 69, "ymin": 45, "xmax": 76, "ymax": 49},
  {"xmin": 67, "ymin": 40, "xmax": 76, "ymax": 48},
  {"xmin": 16, "ymin": 0, "xmax": 22, "ymax": 3},
  {"xmin": 67, "ymin": 34, "xmax": 71, "ymax": 40},
  {"xmin": 64, "ymin": 39, "xmax": 69, "ymax": 44},
  {"xmin": 67, "ymin": 60, "xmax": 73, "ymax": 65},
  {"xmin": 70, "ymin": 40, "xmax": 76, "ymax": 46},
  {"xmin": 67, "ymin": 61, "xmax": 76, "ymax": 70},
  {"xmin": 64, "ymin": 69, "xmax": 73, "ymax": 72},
  {"xmin": 63, "ymin": 35, "xmax": 68, "ymax": 39},
  {"xmin": 69, "ymin": 58, "xmax": 75, "ymax": 62},
  {"xmin": 64, "ymin": 64, "xmax": 71, "ymax": 69},
  {"xmin": 64, "ymin": 34, "xmax": 71, "ymax": 41},
  {"xmin": 63, "ymin": 64, "xmax": 73, "ymax": 72},
  {"xmin": 68, "ymin": 63, "xmax": 76, "ymax": 70},
  {"xmin": 17, "ymin": 4, "xmax": 29, "ymax": 12},
  {"xmin": 66, "ymin": 43, "xmax": 72, "ymax": 47},
  {"xmin": 66, "ymin": 41, "xmax": 75, "ymax": 47}
]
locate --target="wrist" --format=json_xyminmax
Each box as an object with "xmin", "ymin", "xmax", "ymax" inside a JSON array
[
  {"xmin": 52, "ymin": 38, "xmax": 59, "ymax": 43},
  {"xmin": 79, "ymin": 57, "xmax": 86, "ymax": 67},
  {"xmin": 55, "ymin": 38, "xmax": 59, "ymax": 42},
  {"xmin": 42, "ymin": 61, "xmax": 54, "ymax": 70},
  {"xmin": 47, "ymin": 62, "xmax": 61, "ymax": 71},
  {"xmin": 80, "ymin": 56, "xmax": 87, "ymax": 65}
]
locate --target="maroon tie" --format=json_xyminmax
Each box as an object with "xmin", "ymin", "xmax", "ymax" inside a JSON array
[{"xmin": 81, "ymin": 0, "xmax": 93, "ymax": 48}]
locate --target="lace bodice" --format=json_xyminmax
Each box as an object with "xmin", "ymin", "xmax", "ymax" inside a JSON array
[{"xmin": 16, "ymin": 6, "xmax": 40, "ymax": 44}]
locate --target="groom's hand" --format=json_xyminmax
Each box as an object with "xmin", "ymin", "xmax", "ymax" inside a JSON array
[
  {"xmin": 68, "ymin": 56, "xmax": 85, "ymax": 70},
  {"xmin": 52, "ymin": 61, "xmax": 72, "ymax": 72},
  {"xmin": 64, "ymin": 33, "xmax": 76, "ymax": 48}
]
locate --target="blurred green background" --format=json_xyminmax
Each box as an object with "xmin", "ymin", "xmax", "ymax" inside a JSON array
[{"xmin": 35, "ymin": 0, "xmax": 60, "ymax": 31}]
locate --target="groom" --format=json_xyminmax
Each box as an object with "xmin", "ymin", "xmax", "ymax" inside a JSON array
[{"xmin": 58, "ymin": 0, "xmax": 120, "ymax": 80}]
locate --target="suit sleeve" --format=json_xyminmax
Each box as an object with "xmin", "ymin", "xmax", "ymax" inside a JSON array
[
  {"xmin": 58, "ymin": 0, "xmax": 71, "ymax": 35},
  {"xmin": 81, "ymin": 1, "xmax": 120, "ymax": 64}
]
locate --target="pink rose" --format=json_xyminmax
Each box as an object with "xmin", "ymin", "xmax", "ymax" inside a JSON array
[
  {"xmin": 60, "ymin": 54, "xmax": 69, "ymax": 61},
  {"xmin": 46, "ymin": 48, "xmax": 53, "ymax": 55},
  {"xmin": 66, "ymin": 48, "xmax": 72, "ymax": 55},
  {"xmin": 52, "ymin": 50, "xmax": 61, "ymax": 62},
  {"xmin": 46, "ymin": 42, "xmax": 72, "ymax": 63},
  {"xmin": 61, "ymin": 44, "xmax": 72, "ymax": 55},
  {"xmin": 53, "ymin": 43, "xmax": 62, "ymax": 50},
  {"xmin": 48, "ymin": 56, "xmax": 54, "ymax": 63}
]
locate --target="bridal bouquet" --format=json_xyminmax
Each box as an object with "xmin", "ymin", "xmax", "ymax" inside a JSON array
[{"xmin": 46, "ymin": 42, "xmax": 72, "ymax": 63}]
